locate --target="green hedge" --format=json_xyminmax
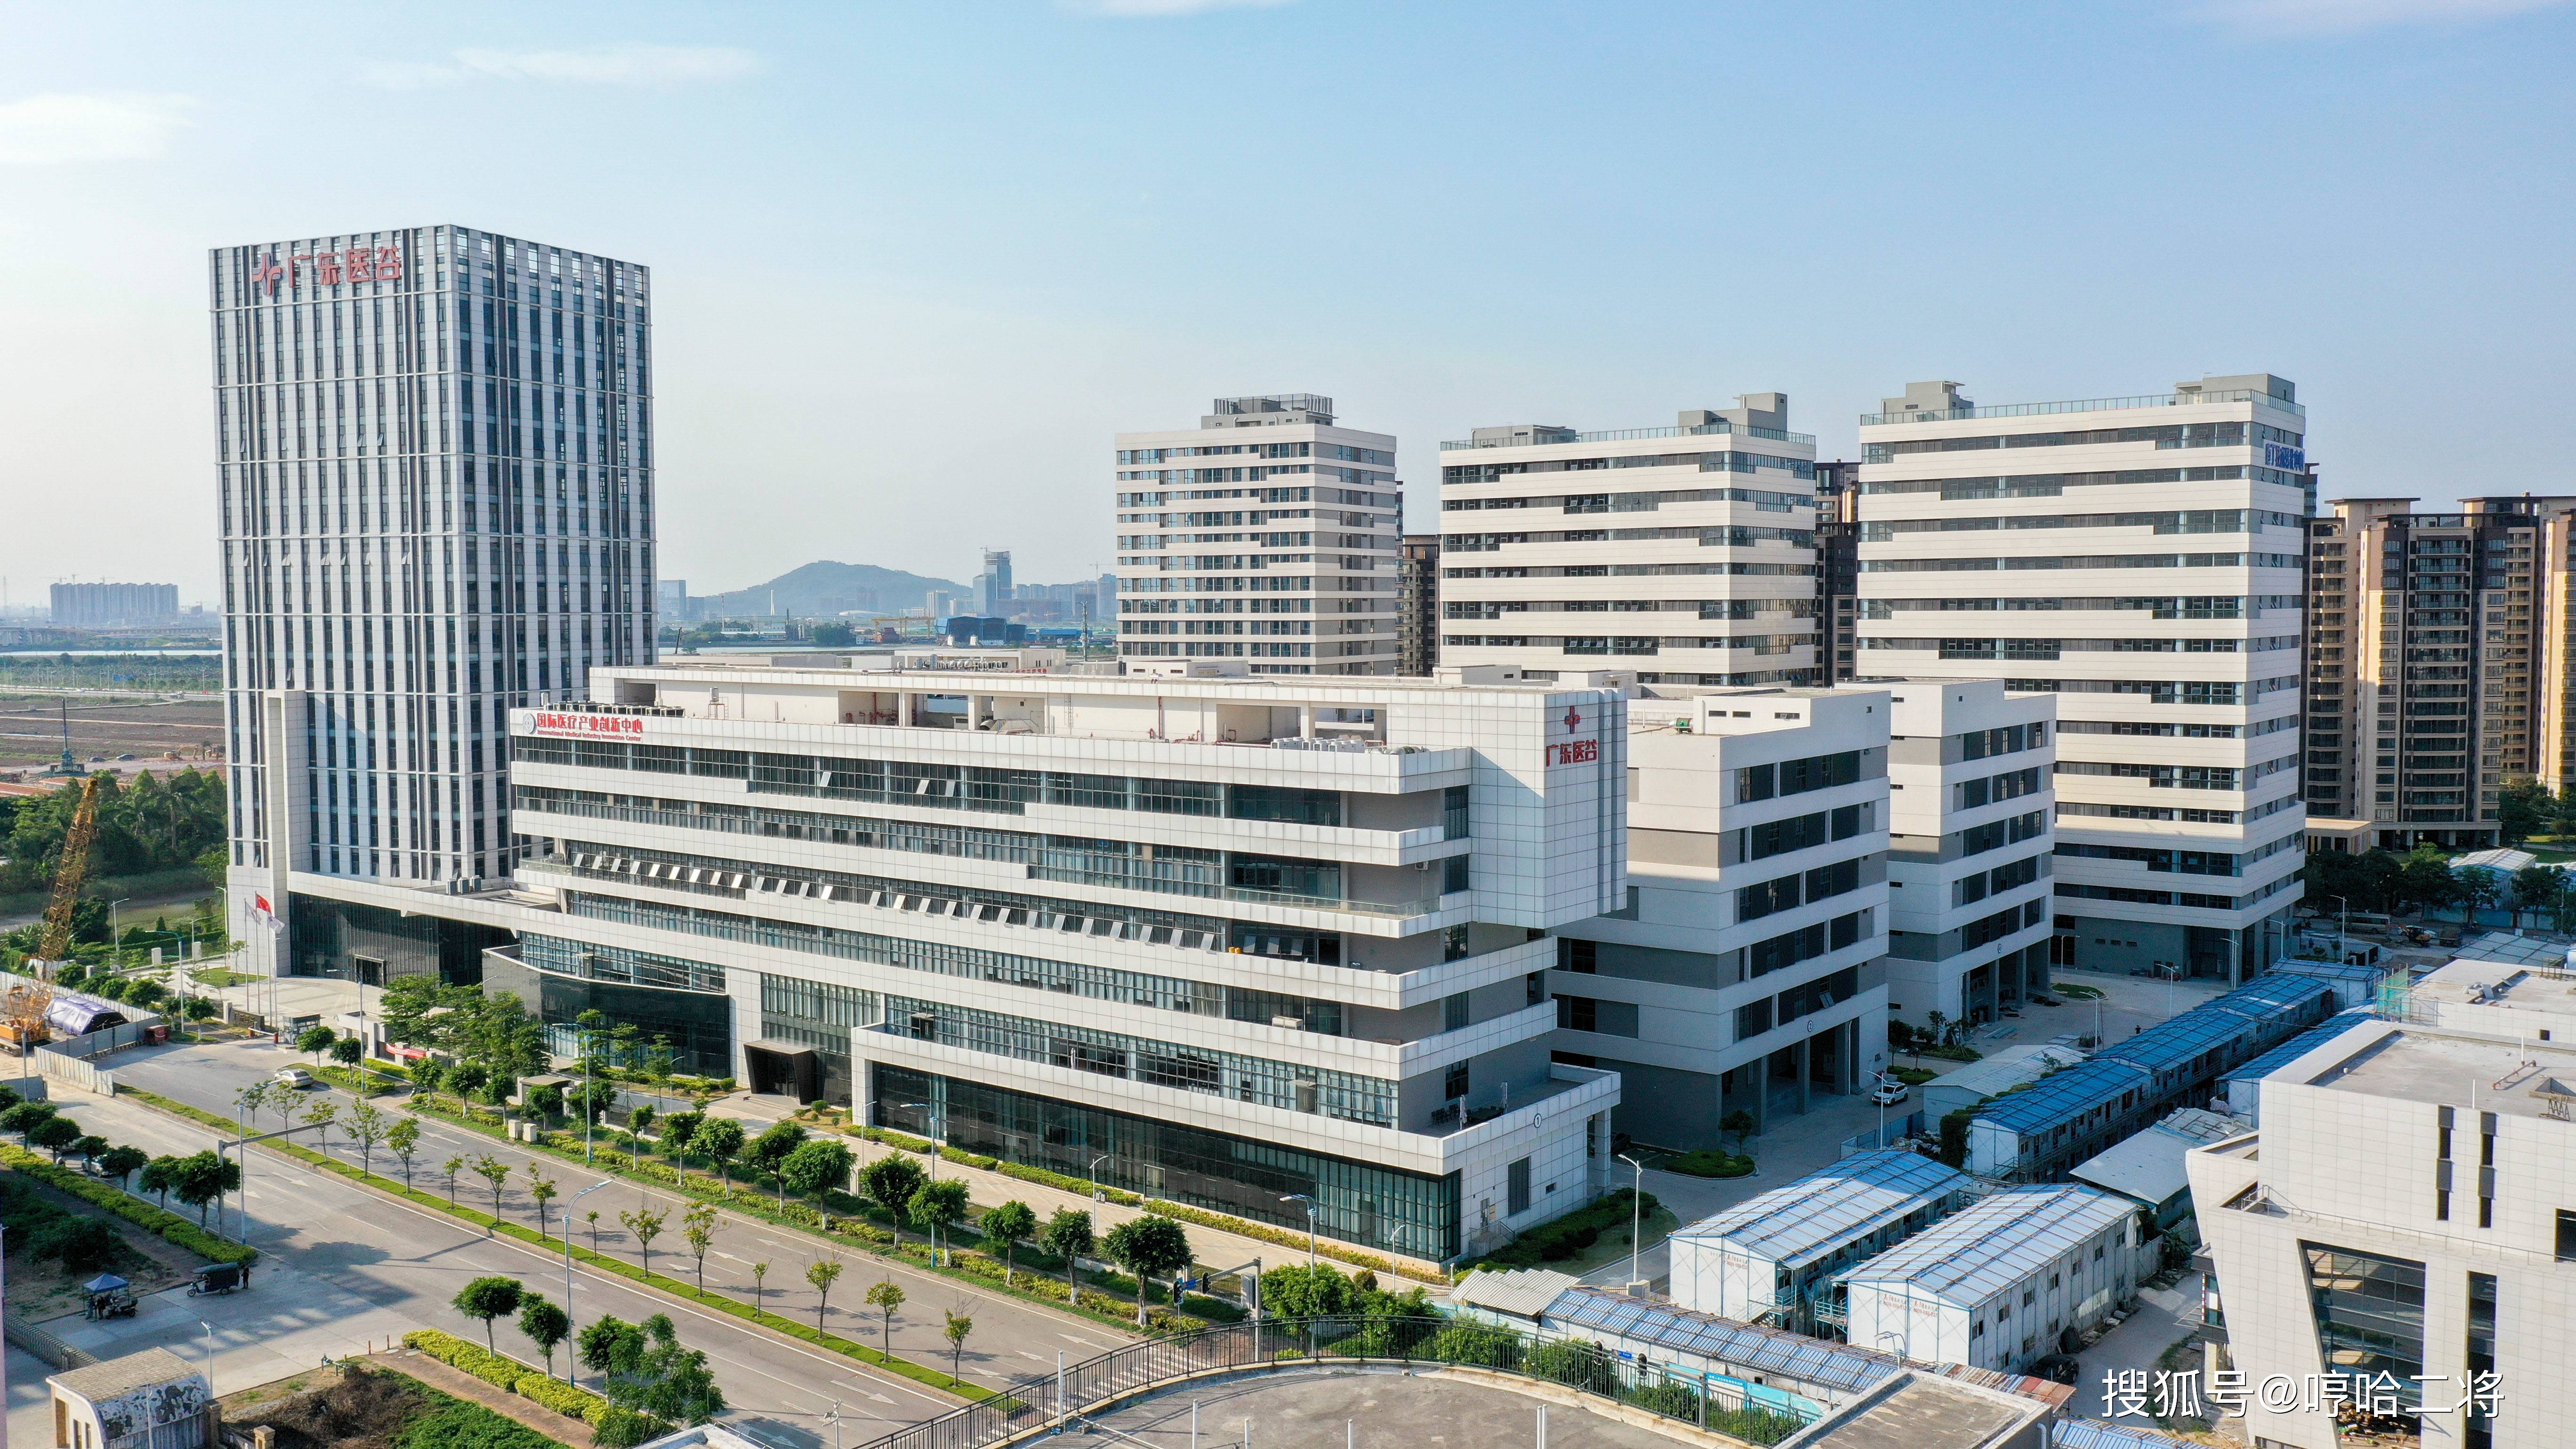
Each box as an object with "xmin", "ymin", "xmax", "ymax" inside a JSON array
[
  {"xmin": 1466, "ymin": 1188, "xmax": 1660, "ymax": 1271},
  {"xmin": 0, "ymin": 1142, "xmax": 256, "ymax": 1265},
  {"xmin": 400, "ymin": 1329, "xmax": 639, "ymax": 1435}
]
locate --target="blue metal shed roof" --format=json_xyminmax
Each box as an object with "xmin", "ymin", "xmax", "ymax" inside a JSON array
[
  {"xmin": 2270, "ymin": 957, "xmax": 2384, "ymax": 985},
  {"xmin": 2050, "ymin": 1417, "xmax": 2199, "ymax": 1447},
  {"xmin": 1668, "ymin": 1149, "xmax": 1972, "ymax": 1272},
  {"xmin": 2220, "ymin": 1008, "xmax": 2376, "ymax": 1088},
  {"xmin": 2097, "ymin": 1007, "xmax": 2263, "ymax": 1075},
  {"xmin": 2203, "ymin": 973, "xmax": 2336, "ymax": 1022},
  {"xmin": 1975, "ymin": 1058, "xmax": 2153, "ymax": 1136},
  {"xmin": 1836, "ymin": 1187, "xmax": 2135, "ymax": 1307},
  {"xmin": 1544, "ymin": 1288, "xmax": 1901, "ymax": 1394}
]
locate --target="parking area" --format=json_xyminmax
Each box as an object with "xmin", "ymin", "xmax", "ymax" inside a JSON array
[{"xmin": 1071, "ymin": 1366, "xmax": 1700, "ymax": 1448}]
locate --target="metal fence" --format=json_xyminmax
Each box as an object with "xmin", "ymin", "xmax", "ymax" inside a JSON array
[
  {"xmin": 30, "ymin": 1047, "xmax": 114, "ymax": 1096},
  {"xmin": 857, "ymin": 1316, "xmax": 1811, "ymax": 1449}
]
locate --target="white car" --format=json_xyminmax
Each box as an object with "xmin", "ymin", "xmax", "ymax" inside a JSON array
[
  {"xmin": 1868, "ymin": 1080, "xmax": 1909, "ymax": 1106},
  {"xmin": 273, "ymin": 1067, "xmax": 315, "ymax": 1089}
]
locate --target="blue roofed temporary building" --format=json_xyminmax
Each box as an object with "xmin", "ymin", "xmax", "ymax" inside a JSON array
[
  {"xmin": 2266, "ymin": 956, "xmax": 2391, "ymax": 1011},
  {"xmin": 1836, "ymin": 1186, "xmax": 2142, "ymax": 1374},
  {"xmin": 1666, "ymin": 1148, "xmax": 1976, "ymax": 1333},
  {"xmin": 2219, "ymin": 1007, "xmax": 2377, "ymax": 1121},
  {"xmin": 1965, "ymin": 1059, "xmax": 2152, "ymax": 1178},
  {"xmin": 2048, "ymin": 1417, "xmax": 2203, "ymax": 1448}
]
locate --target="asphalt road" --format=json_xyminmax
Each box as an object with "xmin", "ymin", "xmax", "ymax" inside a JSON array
[{"xmin": 34, "ymin": 1035, "xmax": 1135, "ymax": 1443}]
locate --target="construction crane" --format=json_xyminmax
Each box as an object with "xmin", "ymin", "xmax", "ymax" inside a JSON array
[{"xmin": 5, "ymin": 774, "xmax": 102, "ymax": 1050}]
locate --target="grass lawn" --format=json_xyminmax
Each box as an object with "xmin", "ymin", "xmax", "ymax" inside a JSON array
[{"xmin": 191, "ymin": 967, "xmax": 258, "ymax": 987}]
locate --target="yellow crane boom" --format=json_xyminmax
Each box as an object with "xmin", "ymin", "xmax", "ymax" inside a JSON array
[{"xmin": 7, "ymin": 774, "xmax": 102, "ymax": 1049}]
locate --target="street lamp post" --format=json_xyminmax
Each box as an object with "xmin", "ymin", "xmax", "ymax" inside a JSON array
[
  {"xmin": 1089, "ymin": 1153, "xmax": 1113, "ymax": 1205},
  {"xmin": 108, "ymin": 897, "xmax": 133, "ymax": 967},
  {"xmin": 200, "ymin": 1320, "xmax": 218, "ymax": 1394},
  {"xmin": 1615, "ymin": 1155, "xmax": 1645, "ymax": 1290},
  {"xmin": 564, "ymin": 1179, "xmax": 611, "ymax": 1384},
  {"xmin": 897, "ymin": 1102, "xmax": 942, "ymax": 1180},
  {"xmin": 1280, "ymin": 1194, "xmax": 1317, "ymax": 1266}
]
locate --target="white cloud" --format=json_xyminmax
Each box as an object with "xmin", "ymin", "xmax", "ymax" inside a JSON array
[
  {"xmin": 2197, "ymin": 0, "xmax": 2572, "ymax": 35},
  {"xmin": 1068, "ymin": 0, "xmax": 1295, "ymax": 16},
  {"xmin": 361, "ymin": 43, "xmax": 760, "ymax": 90},
  {"xmin": 0, "ymin": 92, "xmax": 193, "ymax": 166}
]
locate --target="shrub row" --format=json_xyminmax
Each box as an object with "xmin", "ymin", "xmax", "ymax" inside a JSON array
[
  {"xmin": 399, "ymin": 1328, "xmax": 657, "ymax": 1441},
  {"xmin": 0, "ymin": 1143, "xmax": 257, "ymax": 1266},
  {"xmin": 1465, "ymin": 1188, "xmax": 1659, "ymax": 1271}
]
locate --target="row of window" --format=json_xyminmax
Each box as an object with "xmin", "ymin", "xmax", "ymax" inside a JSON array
[
  {"xmin": 1737, "ymin": 855, "xmax": 1868, "ymax": 923},
  {"xmin": 1862, "ymin": 553, "xmax": 2304, "ymax": 572},
  {"xmin": 1858, "ymin": 464, "xmax": 2293, "ymax": 497},
  {"xmin": 1860, "ymin": 508, "xmax": 2302, "ymax": 541},
  {"xmin": 1863, "ymin": 594, "xmax": 2301, "ymax": 619}
]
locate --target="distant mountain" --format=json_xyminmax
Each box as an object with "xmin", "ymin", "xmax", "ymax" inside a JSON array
[{"xmin": 692, "ymin": 561, "xmax": 969, "ymax": 618}]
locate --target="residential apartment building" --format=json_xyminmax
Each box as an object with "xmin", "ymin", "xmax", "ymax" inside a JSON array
[
  {"xmin": 1115, "ymin": 395, "xmax": 1402, "ymax": 676},
  {"xmin": 1855, "ymin": 376, "xmax": 2308, "ymax": 982},
  {"xmin": 209, "ymin": 225, "xmax": 654, "ymax": 976},
  {"xmin": 1553, "ymin": 687, "xmax": 1891, "ymax": 1146},
  {"xmin": 49, "ymin": 582, "xmax": 180, "ymax": 628},
  {"xmin": 1815, "ymin": 461, "xmax": 1860, "ymax": 683},
  {"xmin": 1438, "ymin": 395, "xmax": 1820, "ymax": 686},
  {"xmin": 500, "ymin": 660, "xmax": 1628, "ymax": 1266},
  {"xmin": 1855, "ymin": 679, "xmax": 2056, "ymax": 1033},
  {"xmin": 1399, "ymin": 533, "xmax": 1442, "ymax": 676},
  {"xmin": 2190, "ymin": 1017, "xmax": 2576, "ymax": 1449},
  {"xmin": 2306, "ymin": 496, "xmax": 2574, "ymax": 848}
]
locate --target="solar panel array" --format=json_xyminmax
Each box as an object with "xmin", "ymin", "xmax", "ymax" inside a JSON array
[
  {"xmin": 1544, "ymin": 1288, "xmax": 1901, "ymax": 1394},
  {"xmin": 1835, "ymin": 1187, "xmax": 2133, "ymax": 1306},
  {"xmin": 1668, "ymin": 1149, "xmax": 1972, "ymax": 1269}
]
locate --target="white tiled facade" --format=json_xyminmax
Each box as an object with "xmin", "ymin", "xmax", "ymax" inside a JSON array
[
  {"xmin": 1554, "ymin": 687, "xmax": 1892, "ymax": 1147},
  {"xmin": 1437, "ymin": 397, "xmax": 1821, "ymax": 687},
  {"xmin": 1846, "ymin": 680, "xmax": 2056, "ymax": 1033},
  {"xmin": 2190, "ymin": 1019, "xmax": 2576, "ymax": 1449},
  {"xmin": 211, "ymin": 225, "xmax": 654, "ymax": 971},
  {"xmin": 498, "ymin": 660, "xmax": 1626, "ymax": 1266},
  {"xmin": 1855, "ymin": 376, "xmax": 2309, "ymax": 982},
  {"xmin": 1115, "ymin": 395, "xmax": 1402, "ymax": 676}
]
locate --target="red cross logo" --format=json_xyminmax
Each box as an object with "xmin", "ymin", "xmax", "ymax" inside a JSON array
[
  {"xmin": 1563, "ymin": 706, "xmax": 1583, "ymax": 733},
  {"xmin": 249, "ymin": 254, "xmax": 285, "ymax": 295}
]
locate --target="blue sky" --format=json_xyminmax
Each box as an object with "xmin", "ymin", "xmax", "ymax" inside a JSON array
[{"xmin": 2, "ymin": 0, "xmax": 2568, "ymax": 603}]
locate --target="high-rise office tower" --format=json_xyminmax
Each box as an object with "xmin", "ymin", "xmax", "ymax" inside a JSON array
[
  {"xmin": 210, "ymin": 225, "xmax": 653, "ymax": 974},
  {"xmin": 1115, "ymin": 395, "xmax": 1401, "ymax": 676},
  {"xmin": 1814, "ymin": 461, "xmax": 1861, "ymax": 683},
  {"xmin": 1398, "ymin": 533, "xmax": 1441, "ymax": 676},
  {"xmin": 1855, "ymin": 376, "xmax": 2307, "ymax": 982},
  {"xmin": 2304, "ymin": 497, "xmax": 2571, "ymax": 849},
  {"xmin": 977, "ymin": 548, "xmax": 1013, "ymax": 617},
  {"xmin": 1437, "ymin": 396, "xmax": 1819, "ymax": 685}
]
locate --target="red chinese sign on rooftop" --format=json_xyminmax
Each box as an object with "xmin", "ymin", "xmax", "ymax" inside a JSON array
[
  {"xmin": 528, "ymin": 711, "xmax": 644, "ymax": 739},
  {"xmin": 248, "ymin": 246, "xmax": 406, "ymax": 297}
]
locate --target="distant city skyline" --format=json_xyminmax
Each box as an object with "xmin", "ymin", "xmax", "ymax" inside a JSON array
[{"xmin": 4, "ymin": 0, "xmax": 2570, "ymax": 601}]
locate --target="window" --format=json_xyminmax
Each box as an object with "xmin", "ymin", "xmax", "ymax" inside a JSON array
[
  {"xmin": 1445, "ymin": 992, "xmax": 1472, "ymax": 1032},
  {"xmin": 2300, "ymin": 1243, "xmax": 2426, "ymax": 1404},
  {"xmin": 1444, "ymin": 1062, "xmax": 1470, "ymax": 1102},
  {"xmin": 1527, "ymin": 971, "xmax": 1546, "ymax": 1006},
  {"xmin": 1443, "ymin": 854, "xmax": 1470, "ymax": 893},
  {"xmin": 1443, "ymin": 785, "xmax": 1470, "ymax": 840},
  {"xmin": 1506, "ymin": 1158, "xmax": 1532, "ymax": 1215},
  {"xmin": 1556, "ymin": 996, "xmax": 1637, "ymax": 1037},
  {"xmin": 1560, "ymin": 938, "xmax": 1597, "ymax": 973},
  {"xmin": 2557, "ymin": 1210, "xmax": 2576, "ymax": 1262}
]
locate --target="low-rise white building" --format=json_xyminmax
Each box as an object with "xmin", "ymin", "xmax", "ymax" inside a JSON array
[
  {"xmin": 496, "ymin": 658, "xmax": 1629, "ymax": 1268},
  {"xmin": 1554, "ymin": 686, "xmax": 1892, "ymax": 1146},
  {"xmin": 2066, "ymin": 1106, "xmax": 2244, "ymax": 1231},
  {"xmin": 1837, "ymin": 1185, "xmax": 2142, "ymax": 1372},
  {"xmin": 1666, "ymin": 1147, "xmax": 1974, "ymax": 1332},
  {"xmin": 48, "ymin": 1348, "xmax": 213, "ymax": 1449},
  {"xmin": 2406, "ymin": 951, "xmax": 2576, "ymax": 1043},
  {"xmin": 1845, "ymin": 680, "xmax": 2055, "ymax": 1033},
  {"xmin": 2189, "ymin": 1019, "xmax": 2576, "ymax": 1449}
]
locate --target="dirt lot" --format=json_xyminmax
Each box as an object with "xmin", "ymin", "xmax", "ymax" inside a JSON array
[
  {"xmin": 0, "ymin": 695, "xmax": 225, "ymax": 777},
  {"xmin": 1, "ymin": 1167, "xmax": 204, "ymax": 1320}
]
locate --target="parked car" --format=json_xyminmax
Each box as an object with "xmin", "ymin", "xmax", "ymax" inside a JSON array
[
  {"xmin": 273, "ymin": 1067, "xmax": 314, "ymax": 1089},
  {"xmin": 1869, "ymin": 1080, "xmax": 1909, "ymax": 1106}
]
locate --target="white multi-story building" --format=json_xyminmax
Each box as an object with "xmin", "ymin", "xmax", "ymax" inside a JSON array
[
  {"xmin": 1553, "ymin": 686, "xmax": 1891, "ymax": 1145},
  {"xmin": 1848, "ymin": 680, "xmax": 2056, "ymax": 1034},
  {"xmin": 1855, "ymin": 376, "xmax": 2309, "ymax": 982},
  {"xmin": 1437, "ymin": 396, "xmax": 1820, "ymax": 687},
  {"xmin": 496, "ymin": 659, "xmax": 1626, "ymax": 1267},
  {"xmin": 209, "ymin": 225, "xmax": 653, "ymax": 977},
  {"xmin": 2189, "ymin": 1018, "xmax": 2576, "ymax": 1449},
  {"xmin": 1115, "ymin": 395, "xmax": 1401, "ymax": 676}
]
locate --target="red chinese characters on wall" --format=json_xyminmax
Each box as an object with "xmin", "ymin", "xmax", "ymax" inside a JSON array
[
  {"xmin": 1546, "ymin": 738, "xmax": 1599, "ymax": 766},
  {"xmin": 247, "ymin": 245, "xmax": 406, "ymax": 297},
  {"xmin": 529, "ymin": 712, "xmax": 644, "ymax": 739}
]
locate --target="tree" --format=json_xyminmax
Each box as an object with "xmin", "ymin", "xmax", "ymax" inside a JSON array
[
  {"xmin": 234, "ymin": 1081, "xmax": 272, "ymax": 1135},
  {"xmin": 295, "ymin": 1024, "xmax": 336, "ymax": 1068},
  {"xmin": 695, "ymin": 1118, "xmax": 744, "ymax": 1189},
  {"xmin": 330, "ymin": 1036, "xmax": 362, "ymax": 1070},
  {"xmin": 628, "ymin": 1103, "xmax": 656, "ymax": 1151},
  {"xmin": 172, "ymin": 1151, "xmax": 240, "ymax": 1229},
  {"xmin": 1721, "ymin": 1109, "xmax": 1757, "ymax": 1148},
  {"xmin": 0, "ymin": 1101, "xmax": 58, "ymax": 1145},
  {"xmin": 981, "ymin": 1200, "xmax": 1038, "ymax": 1287},
  {"xmin": 580, "ymin": 1314, "xmax": 646, "ymax": 1388},
  {"xmin": 1257, "ymin": 1262, "xmax": 1352, "ymax": 1319},
  {"xmin": 862, "ymin": 1275, "xmax": 902, "ymax": 1350},
  {"xmin": 910, "ymin": 1178, "xmax": 970, "ymax": 1265},
  {"xmin": 587, "ymin": 1210, "xmax": 603, "ymax": 1254},
  {"xmin": 346, "ymin": 1101, "xmax": 389, "ymax": 1177},
  {"xmin": 139, "ymin": 1154, "xmax": 181, "ymax": 1208},
  {"xmin": 858, "ymin": 1154, "xmax": 926, "ymax": 1247},
  {"xmin": 301, "ymin": 1098, "xmax": 341, "ymax": 1153},
  {"xmin": 943, "ymin": 1309, "xmax": 974, "ymax": 1383},
  {"xmin": 72, "ymin": 1135, "xmax": 107, "ymax": 1171},
  {"xmin": 1103, "ymin": 1216, "xmax": 1192, "ymax": 1327},
  {"xmin": 805, "ymin": 1257, "xmax": 847, "ymax": 1334},
  {"xmin": 682, "ymin": 1203, "xmax": 719, "ymax": 1297},
  {"xmin": 31, "ymin": 1115, "xmax": 82, "ymax": 1162},
  {"xmin": 528, "ymin": 1168, "xmax": 560, "ymax": 1238},
  {"xmin": 518, "ymin": 1292, "xmax": 572, "ymax": 1379},
  {"xmin": 781, "ymin": 1139, "xmax": 854, "ymax": 1224},
  {"xmin": 454, "ymin": 1275, "xmax": 524, "ymax": 1354},
  {"xmin": 745, "ymin": 1123, "xmax": 808, "ymax": 1207},
  {"xmin": 387, "ymin": 1118, "xmax": 421, "ymax": 1187},
  {"xmin": 2499, "ymin": 776, "xmax": 2553, "ymax": 845},
  {"xmin": 2457, "ymin": 865, "xmax": 2503, "ymax": 923},
  {"xmin": 99, "ymin": 1144, "xmax": 149, "ymax": 1191},
  {"xmin": 751, "ymin": 1260, "xmax": 770, "ymax": 1313},
  {"xmin": 810, "ymin": 621, "xmax": 856, "ymax": 647},
  {"xmin": 471, "ymin": 1153, "xmax": 512, "ymax": 1220},
  {"xmin": 2511, "ymin": 864, "xmax": 2565, "ymax": 925},
  {"xmin": 525, "ymin": 1083, "xmax": 565, "ymax": 1120},
  {"xmin": 1039, "ymin": 1208, "xmax": 1095, "ymax": 1298},
  {"xmin": 622, "ymin": 1205, "xmax": 668, "ymax": 1278},
  {"xmin": 444, "ymin": 1062, "xmax": 490, "ymax": 1108},
  {"xmin": 660, "ymin": 1111, "xmax": 703, "ymax": 1163},
  {"xmin": 442, "ymin": 1155, "xmax": 466, "ymax": 1205}
]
